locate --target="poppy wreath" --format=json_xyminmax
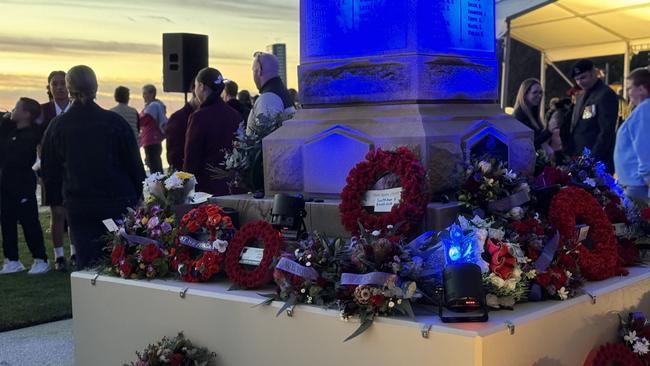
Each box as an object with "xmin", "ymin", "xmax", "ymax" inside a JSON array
[
  {"xmin": 548, "ymin": 186, "xmax": 620, "ymax": 281},
  {"xmin": 225, "ymin": 221, "xmax": 283, "ymax": 289},
  {"xmin": 583, "ymin": 343, "xmax": 643, "ymax": 366},
  {"xmin": 172, "ymin": 204, "xmax": 234, "ymax": 282},
  {"xmin": 339, "ymin": 147, "xmax": 427, "ymax": 235}
]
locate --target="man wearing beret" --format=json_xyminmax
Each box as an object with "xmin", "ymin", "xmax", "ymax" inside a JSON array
[{"xmin": 567, "ymin": 59, "xmax": 619, "ymax": 173}]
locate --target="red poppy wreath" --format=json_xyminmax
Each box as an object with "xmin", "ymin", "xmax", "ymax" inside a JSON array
[
  {"xmin": 172, "ymin": 204, "xmax": 234, "ymax": 282},
  {"xmin": 548, "ymin": 187, "xmax": 621, "ymax": 281},
  {"xmin": 224, "ymin": 221, "xmax": 283, "ymax": 289},
  {"xmin": 339, "ymin": 147, "xmax": 427, "ymax": 235},
  {"xmin": 583, "ymin": 343, "xmax": 642, "ymax": 366}
]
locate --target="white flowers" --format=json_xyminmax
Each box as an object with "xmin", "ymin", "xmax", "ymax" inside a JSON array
[
  {"xmin": 478, "ymin": 161, "xmax": 492, "ymax": 174},
  {"xmin": 625, "ymin": 331, "xmax": 638, "ymax": 344},
  {"xmin": 371, "ymin": 230, "xmax": 381, "ymax": 237},
  {"xmin": 504, "ymin": 169, "xmax": 518, "ymax": 180},
  {"xmin": 633, "ymin": 339, "xmax": 649, "ymax": 355},
  {"xmin": 583, "ymin": 178, "xmax": 597, "ymax": 187},
  {"xmin": 164, "ymin": 174, "xmax": 184, "ymax": 190},
  {"xmin": 625, "ymin": 331, "xmax": 650, "ymax": 355},
  {"xmin": 557, "ymin": 287, "xmax": 569, "ymax": 300},
  {"xmin": 525, "ymin": 269, "xmax": 537, "ymax": 280},
  {"xmin": 211, "ymin": 239, "xmax": 229, "ymax": 253},
  {"xmin": 507, "ymin": 207, "xmax": 525, "ymax": 220}
]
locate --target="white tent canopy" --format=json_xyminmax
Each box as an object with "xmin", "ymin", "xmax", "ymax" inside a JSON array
[
  {"xmin": 498, "ymin": 0, "xmax": 650, "ymax": 107},
  {"xmin": 507, "ymin": 0, "xmax": 650, "ymax": 62}
]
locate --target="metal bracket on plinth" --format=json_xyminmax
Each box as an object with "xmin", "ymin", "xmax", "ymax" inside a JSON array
[
  {"xmin": 286, "ymin": 305, "xmax": 294, "ymax": 317},
  {"xmin": 180, "ymin": 287, "xmax": 189, "ymax": 299},
  {"xmin": 90, "ymin": 273, "xmax": 99, "ymax": 286},
  {"xmin": 505, "ymin": 321, "xmax": 515, "ymax": 335},
  {"xmin": 586, "ymin": 292, "xmax": 597, "ymax": 305},
  {"xmin": 420, "ymin": 324, "xmax": 432, "ymax": 338}
]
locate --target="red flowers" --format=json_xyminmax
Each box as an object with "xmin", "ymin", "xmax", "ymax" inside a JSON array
[
  {"xmin": 111, "ymin": 244, "xmax": 126, "ymax": 265},
  {"xmin": 548, "ymin": 187, "xmax": 620, "ymax": 281},
  {"xmin": 485, "ymin": 239, "xmax": 516, "ymax": 280},
  {"xmin": 641, "ymin": 207, "xmax": 650, "ymax": 222},
  {"xmin": 140, "ymin": 243, "xmax": 162, "ymax": 263},
  {"xmin": 339, "ymin": 147, "xmax": 428, "ymax": 235},
  {"xmin": 225, "ymin": 221, "xmax": 283, "ymax": 289},
  {"xmin": 173, "ymin": 204, "xmax": 234, "ymax": 282}
]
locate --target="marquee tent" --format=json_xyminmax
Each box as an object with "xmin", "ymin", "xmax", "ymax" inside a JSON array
[{"xmin": 498, "ymin": 0, "xmax": 650, "ymax": 106}]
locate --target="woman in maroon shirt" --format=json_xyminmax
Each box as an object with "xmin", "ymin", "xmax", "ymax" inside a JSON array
[{"xmin": 183, "ymin": 67, "xmax": 240, "ymax": 196}]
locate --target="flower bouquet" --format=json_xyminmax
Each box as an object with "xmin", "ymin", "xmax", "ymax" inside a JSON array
[
  {"xmin": 106, "ymin": 204, "xmax": 175, "ymax": 279},
  {"xmin": 458, "ymin": 157, "xmax": 531, "ymax": 219},
  {"xmin": 126, "ymin": 332, "xmax": 216, "ymax": 366},
  {"xmin": 337, "ymin": 225, "xmax": 419, "ymax": 341},
  {"xmin": 209, "ymin": 112, "xmax": 293, "ymax": 193},
  {"xmin": 584, "ymin": 311, "xmax": 650, "ymax": 365},
  {"xmin": 144, "ymin": 171, "xmax": 197, "ymax": 207},
  {"xmin": 263, "ymin": 232, "xmax": 345, "ymax": 314}
]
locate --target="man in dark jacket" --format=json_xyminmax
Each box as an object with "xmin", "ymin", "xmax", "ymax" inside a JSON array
[
  {"xmin": 41, "ymin": 65, "xmax": 146, "ymax": 269},
  {"xmin": 568, "ymin": 59, "xmax": 619, "ymax": 172},
  {"xmin": 166, "ymin": 92, "xmax": 198, "ymax": 172}
]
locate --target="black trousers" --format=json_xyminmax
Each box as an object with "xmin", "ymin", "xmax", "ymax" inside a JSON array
[
  {"xmin": 144, "ymin": 143, "xmax": 163, "ymax": 174},
  {"xmin": 1, "ymin": 190, "xmax": 47, "ymax": 262},
  {"xmin": 67, "ymin": 205, "xmax": 128, "ymax": 269}
]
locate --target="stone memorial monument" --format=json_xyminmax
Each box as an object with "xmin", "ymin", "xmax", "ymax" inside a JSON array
[{"xmin": 263, "ymin": 0, "xmax": 534, "ymax": 197}]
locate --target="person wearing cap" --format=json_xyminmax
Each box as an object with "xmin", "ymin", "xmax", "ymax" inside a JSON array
[
  {"xmin": 614, "ymin": 67, "xmax": 650, "ymax": 203},
  {"xmin": 568, "ymin": 59, "xmax": 619, "ymax": 172},
  {"xmin": 246, "ymin": 52, "xmax": 295, "ymax": 136},
  {"xmin": 183, "ymin": 67, "xmax": 241, "ymax": 195}
]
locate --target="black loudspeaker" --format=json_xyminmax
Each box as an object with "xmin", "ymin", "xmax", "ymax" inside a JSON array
[
  {"xmin": 439, "ymin": 263, "xmax": 488, "ymax": 322},
  {"xmin": 162, "ymin": 33, "xmax": 208, "ymax": 93}
]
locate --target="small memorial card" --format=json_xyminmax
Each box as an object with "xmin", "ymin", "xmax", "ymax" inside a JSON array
[
  {"xmin": 576, "ymin": 224, "xmax": 590, "ymax": 242},
  {"xmin": 239, "ymin": 247, "xmax": 264, "ymax": 266},
  {"xmin": 362, "ymin": 187, "xmax": 402, "ymax": 212},
  {"xmin": 102, "ymin": 219, "xmax": 119, "ymax": 233},
  {"xmin": 613, "ymin": 223, "xmax": 627, "ymax": 237}
]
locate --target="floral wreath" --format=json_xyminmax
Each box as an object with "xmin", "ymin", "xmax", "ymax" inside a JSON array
[
  {"xmin": 339, "ymin": 147, "xmax": 427, "ymax": 235},
  {"xmin": 584, "ymin": 343, "xmax": 643, "ymax": 366},
  {"xmin": 548, "ymin": 187, "xmax": 620, "ymax": 281},
  {"xmin": 172, "ymin": 204, "xmax": 234, "ymax": 282},
  {"xmin": 225, "ymin": 221, "xmax": 283, "ymax": 289}
]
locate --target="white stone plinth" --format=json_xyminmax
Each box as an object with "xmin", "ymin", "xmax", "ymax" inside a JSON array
[{"xmin": 72, "ymin": 268, "xmax": 650, "ymax": 366}]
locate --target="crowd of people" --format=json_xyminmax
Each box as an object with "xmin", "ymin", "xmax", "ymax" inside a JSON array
[
  {"xmin": 2, "ymin": 54, "xmax": 649, "ymax": 274},
  {"xmin": 0, "ymin": 52, "xmax": 297, "ymax": 273},
  {"xmin": 513, "ymin": 58, "xmax": 650, "ymax": 204}
]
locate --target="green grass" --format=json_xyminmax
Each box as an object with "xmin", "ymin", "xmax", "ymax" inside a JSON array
[{"xmin": 0, "ymin": 210, "xmax": 73, "ymax": 331}]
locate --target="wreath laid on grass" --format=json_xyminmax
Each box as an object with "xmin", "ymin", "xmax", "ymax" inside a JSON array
[
  {"xmin": 339, "ymin": 147, "xmax": 427, "ymax": 235},
  {"xmin": 548, "ymin": 187, "xmax": 621, "ymax": 281},
  {"xmin": 224, "ymin": 221, "xmax": 283, "ymax": 289},
  {"xmin": 172, "ymin": 204, "xmax": 234, "ymax": 282}
]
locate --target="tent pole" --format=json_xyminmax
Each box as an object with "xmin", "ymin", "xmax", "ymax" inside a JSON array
[
  {"xmin": 540, "ymin": 52, "xmax": 547, "ymax": 118},
  {"xmin": 623, "ymin": 42, "xmax": 631, "ymax": 100},
  {"xmin": 546, "ymin": 60, "xmax": 574, "ymax": 88},
  {"xmin": 500, "ymin": 20, "xmax": 512, "ymax": 109}
]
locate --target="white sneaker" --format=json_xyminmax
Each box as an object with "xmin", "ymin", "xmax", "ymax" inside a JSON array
[
  {"xmin": 28, "ymin": 259, "xmax": 51, "ymax": 275},
  {"xmin": 0, "ymin": 260, "xmax": 26, "ymax": 274}
]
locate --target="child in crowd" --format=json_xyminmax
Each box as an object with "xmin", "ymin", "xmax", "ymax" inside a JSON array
[{"xmin": 0, "ymin": 97, "xmax": 50, "ymax": 274}]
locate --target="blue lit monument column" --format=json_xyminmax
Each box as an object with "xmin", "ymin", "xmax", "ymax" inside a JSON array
[{"xmin": 263, "ymin": 0, "xmax": 534, "ymax": 197}]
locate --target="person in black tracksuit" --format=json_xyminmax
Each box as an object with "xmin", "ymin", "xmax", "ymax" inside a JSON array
[{"xmin": 0, "ymin": 98, "xmax": 49, "ymax": 274}]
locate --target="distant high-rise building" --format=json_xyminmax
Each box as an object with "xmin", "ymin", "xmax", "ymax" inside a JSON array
[{"xmin": 266, "ymin": 43, "xmax": 287, "ymax": 86}]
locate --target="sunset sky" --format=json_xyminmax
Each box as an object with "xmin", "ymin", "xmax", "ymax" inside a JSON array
[{"xmin": 0, "ymin": 0, "xmax": 300, "ymax": 113}]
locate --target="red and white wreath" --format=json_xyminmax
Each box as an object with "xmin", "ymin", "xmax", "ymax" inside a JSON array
[
  {"xmin": 339, "ymin": 147, "xmax": 427, "ymax": 235},
  {"xmin": 172, "ymin": 204, "xmax": 234, "ymax": 282}
]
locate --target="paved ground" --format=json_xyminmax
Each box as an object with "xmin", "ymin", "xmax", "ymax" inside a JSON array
[{"xmin": 0, "ymin": 320, "xmax": 74, "ymax": 366}]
